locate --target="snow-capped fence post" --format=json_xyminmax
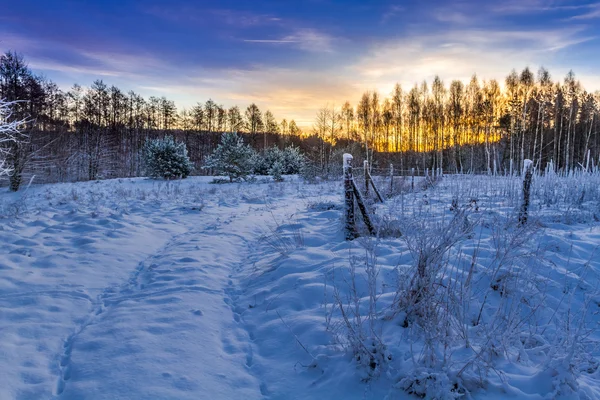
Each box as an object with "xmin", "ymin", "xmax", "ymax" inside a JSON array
[
  {"xmin": 518, "ymin": 159, "xmax": 534, "ymax": 225},
  {"xmin": 343, "ymin": 154, "xmax": 375, "ymax": 239},
  {"xmin": 344, "ymin": 154, "xmax": 357, "ymax": 240}
]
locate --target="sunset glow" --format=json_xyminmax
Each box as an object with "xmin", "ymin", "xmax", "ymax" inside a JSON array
[{"xmin": 2, "ymin": 0, "xmax": 600, "ymax": 127}]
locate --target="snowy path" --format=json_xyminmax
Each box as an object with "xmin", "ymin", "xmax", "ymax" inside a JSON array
[
  {"xmin": 0, "ymin": 179, "xmax": 314, "ymax": 400},
  {"xmin": 5, "ymin": 176, "xmax": 597, "ymax": 399},
  {"xmin": 52, "ymin": 223, "xmax": 263, "ymax": 400}
]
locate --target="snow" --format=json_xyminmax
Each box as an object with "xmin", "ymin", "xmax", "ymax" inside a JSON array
[
  {"xmin": 343, "ymin": 153, "xmax": 353, "ymax": 169},
  {"xmin": 0, "ymin": 173, "xmax": 599, "ymax": 399}
]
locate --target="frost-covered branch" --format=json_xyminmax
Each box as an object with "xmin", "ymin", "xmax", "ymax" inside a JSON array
[{"xmin": 0, "ymin": 100, "xmax": 28, "ymax": 177}]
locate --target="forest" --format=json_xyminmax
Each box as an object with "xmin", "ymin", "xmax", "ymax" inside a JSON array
[{"xmin": 1, "ymin": 50, "xmax": 599, "ymax": 190}]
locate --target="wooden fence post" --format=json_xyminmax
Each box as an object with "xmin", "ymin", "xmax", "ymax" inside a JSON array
[
  {"xmin": 518, "ymin": 159, "xmax": 533, "ymax": 225},
  {"xmin": 351, "ymin": 180, "xmax": 376, "ymax": 236},
  {"xmin": 369, "ymin": 170, "xmax": 384, "ymax": 203},
  {"xmin": 344, "ymin": 154, "xmax": 357, "ymax": 240},
  {"xmin": 411, "ymin": 167, "xmax": 415, "ymax": 191}
]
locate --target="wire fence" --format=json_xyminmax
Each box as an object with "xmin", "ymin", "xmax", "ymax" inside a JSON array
[{"xmin": 351, "ymin": 164, "xmax": 600, "ymax": 179}]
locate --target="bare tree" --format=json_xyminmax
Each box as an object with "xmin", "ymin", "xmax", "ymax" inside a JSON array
[
  {"xmin": 341, "ymin": 101, "xmax": 354, "ymax": 142},
  {"xmin": 245, "ymin": 104, "xmax": 262, "ymax": 133},
  {"xmin": 288, "ymin": 120, "xmax": 301, "ymax": 136},
  {"xmin": 264, "ymin": 110, "xmax": 279, "ymax": 148},
  {"xmin": 227, "ymin": 106, "xmax": 244, "ymax": 132}
]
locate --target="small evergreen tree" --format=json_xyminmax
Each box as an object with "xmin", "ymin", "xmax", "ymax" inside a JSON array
[
  {"xmin": 252, "ymin": 147, "xmax": 281, "ymax": 175},
  {"xmin": 269, "ymin": 159, "xmax": 284, "ymax": 182},
  {"xmin": 250, "ymin": 151, "xmax": 270, "ymax": 176},
  {"xmin": 251, "ymin": 145, "xmax": 305, "ymax": 176},
  {"xmin": 300, "ymin": 160, "xmax": 319, "ymax": 183},
  {"xmin": 281, "ymin": 146, "xmax": 305, "ymax": 174},
  {"xmin": 204, "ymin": 132, "xmax": 255, "ymax": 182},
  {"xmin": 142, "ymin": 135, "xmax": 193, "ymax": 179}
]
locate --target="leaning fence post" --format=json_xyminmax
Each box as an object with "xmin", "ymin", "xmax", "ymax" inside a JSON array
[
  {"xmin": 351, "ymin": 179, "xmax": 376, "ymax": 236},
  {"xmin": 344, "ymin": 154, "xmax": 357, "ymax": 240},
  {"xmin": 518, "ymin": 159, "xmax": 533, "ymax": 225},
  {"xmin": 369, "ymin": 171, "xmax": 384, "ymax": 203}
]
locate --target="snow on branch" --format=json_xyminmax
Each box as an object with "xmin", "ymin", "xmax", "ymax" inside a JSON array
[{"xmin": 0, "ymin": 99, "xmax": 28, "ymax": 177}]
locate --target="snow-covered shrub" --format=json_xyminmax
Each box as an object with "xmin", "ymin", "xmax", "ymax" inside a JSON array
[
  {"xmin": 397, "ymin": 368, "xmax": 463, "ymax": 400},
  {"xmin": 420, "ymin": 172, "xmax": 442, "ymax": 191},
  {"xmin": 270, "ymin": 160, "xmax": 284, "ymax": 182},
  {"xmin": 382, "ymin": 208, "xmax": 477, "ymax": 395},
  {"xmin": 280, "ymin": 146, "xmax": 305, "ymax": 174},
  {"xmin": 326, "ymin": 244, "xmax": 390, "ymax": 381},
  {"xmin": 259, "ymin": 219, "xmax": 305, "ymax": 257},
  {"xmin": 250, "ymin": 149, "xmax": 273, "ymax": 176},
  {"xmin": 300, "ymin": 161, "xmax": 319, "ymax": 183},
  {"xmin": 306, "ymin": 200, "xmax": 343, "ymax": 211},
  {"xmin": 403, "ymin": 208, "xmax": 473, "ymax": 296},
  {"xmin": 142, "ymin": 135, "xmax": 193, "ymax": 180},
  {"xmin": 375, "ymin": 214, "xmax": 403, "ymax": 238},
  {"xmin": 252, "ymin": 146, "xmax": 305, "ymax": 176},
  {"xmin": 204, "ymin": 132, "xmax": 255, "ymax": 182}
]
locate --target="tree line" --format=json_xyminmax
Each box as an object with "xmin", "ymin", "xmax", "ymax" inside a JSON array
[
  {"xmin": 313, "ymin": 68, "xmax": 599, "ymax": 175},
  {"xmin": 1, "ymin": 50, "xmax": 599, "ymax": 190},
  {"xmin": 0, "ymin": 51, "xmax": 304, "ymax": 190}
]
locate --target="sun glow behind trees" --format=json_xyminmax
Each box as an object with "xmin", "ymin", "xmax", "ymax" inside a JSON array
[
  {"xmin": 313, "ymin": 67, "xmax": 599, "ymax": 173},
  {"xmin": 2, "ymin": 48, "xmax": 600, "ymax": 184}
]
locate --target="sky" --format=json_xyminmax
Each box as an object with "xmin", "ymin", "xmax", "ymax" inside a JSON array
[{"xmin": 1, "ymin": 0, "xmax": 600, "ymax": 127}]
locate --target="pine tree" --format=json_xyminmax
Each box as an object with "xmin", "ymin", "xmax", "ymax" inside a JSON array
[
  {"xmin": 142, "ymin": 135, "xmax": 193, "ymax": 179},
  {"xmin": 281, "ymin": 146, "xmax": 305, "ymax": 174},
  {"xmin": 204, "ymin": 132, "xmax": 255, "ymax": 182},
  {"xmin": 269, "ymin": 159, "xmax": 284, "ymax": 182},
  {"xmin": 251, "ymin": 145, "xmax": 305, "ymax": 176}
]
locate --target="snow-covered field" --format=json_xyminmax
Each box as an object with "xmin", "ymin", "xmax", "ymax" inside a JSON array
[{"xmin": 0, "ymin": 173, "xmax": 599, "ymax": 399}]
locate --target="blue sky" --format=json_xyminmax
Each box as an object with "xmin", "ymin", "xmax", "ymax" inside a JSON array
[{"xmin": 1, "ymin": 0, "xmax": 600, "ymax": 125}]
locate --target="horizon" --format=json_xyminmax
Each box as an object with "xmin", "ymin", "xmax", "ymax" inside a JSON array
[{"xmin": 2, "ymin": 0, "xmax": 600, "ymax": 127}]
